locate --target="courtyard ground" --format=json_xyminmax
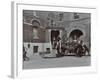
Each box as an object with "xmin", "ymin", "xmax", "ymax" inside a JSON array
[{"xmin": 23, "ymin": 53, "xmax": 91, "ymax": 69}]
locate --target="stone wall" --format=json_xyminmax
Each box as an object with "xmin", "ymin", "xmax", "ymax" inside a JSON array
[{"xmin": 64, "ymin": 18, "xmax": 91, "ymax": 49}]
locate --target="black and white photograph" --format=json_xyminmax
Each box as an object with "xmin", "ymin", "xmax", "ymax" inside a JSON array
[
  {"xmin": 23, "ymin": 10, "xmax": 91, "ymax": 69},
  {"xmin": 10, "ymin": 1, "xmax": 98, "ymax": 78}
]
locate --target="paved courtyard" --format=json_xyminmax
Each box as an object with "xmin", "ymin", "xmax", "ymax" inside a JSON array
[{"xmin": 23, "ymin": 53, "xmax": 91, "ymax": 69}]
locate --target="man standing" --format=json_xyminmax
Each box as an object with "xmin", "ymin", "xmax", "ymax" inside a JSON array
[{"xmin": 56, "ymin": 37, "xmax": 63, "ymax": 57}]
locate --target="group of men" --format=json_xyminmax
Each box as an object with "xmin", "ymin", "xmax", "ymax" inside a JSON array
[
  {"xmin": 23, "ymin": 35, "xmax": 90, "ymax": 61},
  {"xmin": 52, "ymin": 35, "xmax": 90, "ymax": 57}
]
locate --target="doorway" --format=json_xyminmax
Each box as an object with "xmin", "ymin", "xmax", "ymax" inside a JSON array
[
  {"xmin": 33, "ymin": 46, "xmax": 38, "ymax": 53},
  {"xmin": 69, "ymin": 29, "xmax": 83, "ymax": 39},
  {"xmin": 51, "ymin": 30, "xmax": 60, "ymax": 44}
]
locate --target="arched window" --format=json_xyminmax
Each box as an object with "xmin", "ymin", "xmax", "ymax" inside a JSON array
[
  {"xmin": 33, "ymin": 28, "xmax": 39, "ymax": 39},
  {"xmin": 32, "ymin": 20, "xmax": 40, "ymax": 39}
]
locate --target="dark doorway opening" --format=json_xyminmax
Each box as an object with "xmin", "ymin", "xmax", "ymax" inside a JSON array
[
  {"xmin": 33, "ymin": 46, "xmax": 38, "ymax": 53},
  {"xmin": 51, "ymin": 30, "xmax": 60, "ymax": 44},
  {"xmin": 69, "ymin": 29, "xmax": 83, "ymax": 39}
]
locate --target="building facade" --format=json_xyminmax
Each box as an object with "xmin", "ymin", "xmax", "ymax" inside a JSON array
[{"xmin": 23, "ymin": 10, "xmax": 91, "ymax": 55}]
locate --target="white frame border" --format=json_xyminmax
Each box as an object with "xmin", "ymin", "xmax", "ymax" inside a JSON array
[{"xmin": 11, "ymin": 1, "xmax": 97, "ymax": 79}]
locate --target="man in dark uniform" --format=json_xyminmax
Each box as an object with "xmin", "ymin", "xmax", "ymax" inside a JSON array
[{"xmin": 56, "ymin": 37, "xmax": 63, "ymax": 57}]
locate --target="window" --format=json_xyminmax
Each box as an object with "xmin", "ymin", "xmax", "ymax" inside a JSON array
[
  {"xmin": 59, "ymin": 13, "xmax": 64, "ymax": 21},
  {"xmin": 74, "ymin": 13, "xmax": 79, "ymax": 19},
  {"xmin": 33, "ymin": 28, "xmax": 39, "ymax": 39}
]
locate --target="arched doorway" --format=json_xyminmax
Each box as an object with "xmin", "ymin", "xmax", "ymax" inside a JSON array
[{"xmin": 69, "ymin": 29, "xmax": 83, "ymax": 39}]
